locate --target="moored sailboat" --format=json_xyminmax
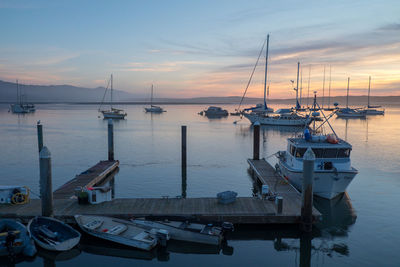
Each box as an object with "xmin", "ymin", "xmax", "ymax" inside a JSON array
[
  {"xmin": 145, "ymin": 84, "xmax": 165, "ymax": 113},
  {"xmin": 99, "ymin": 74, "xmax": 127, "ymax": 119},
  {"xmin": 336, "ymin": 78, "xmax": 366, "ymax": 118},
  {"xmin": 243, "ymin": 42, "xmax": 311, "ymax": 126},
  {"xmin": 363, "ymin": 76, "xmax": 384, "ymax": 115}
]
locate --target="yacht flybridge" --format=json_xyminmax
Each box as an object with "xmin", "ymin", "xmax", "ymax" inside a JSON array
[{"xmin": 276, "ymin": 93, "xmax": 358, "ymax": 199}]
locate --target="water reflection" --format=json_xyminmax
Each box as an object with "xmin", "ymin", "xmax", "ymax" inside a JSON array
[{"xmin": 79, "ymin": 235, "xmax": 232, "ymax": 262}]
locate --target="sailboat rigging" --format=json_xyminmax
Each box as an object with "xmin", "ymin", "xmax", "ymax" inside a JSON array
[
  {"xmin": 145, "ymin": 84, "xmax": 165, "ymax": 113},
  {"xmin": 98, "ymin": 74, "xmax": 127, "ymax": 119}
]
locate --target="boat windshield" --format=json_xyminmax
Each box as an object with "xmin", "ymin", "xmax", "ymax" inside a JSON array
[{"xmin": 292, "ymin": 146, "xmax": 351, "ymax": 158}]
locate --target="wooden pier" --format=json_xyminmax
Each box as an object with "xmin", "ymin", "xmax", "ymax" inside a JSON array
[
  {"xmin": 0, "ymin": 158, "xmax": 320, "ymax": 225},
  {"xmin": 53, "ymin": 160, "xmax": 119, "ymax": 199},
  {"xmin": 0, "ymin": 123, "xmax": 320, "ymax": 227},
  {"xmin": 247, "ymin": 159, "xmax": 320, "ymax": 220}
]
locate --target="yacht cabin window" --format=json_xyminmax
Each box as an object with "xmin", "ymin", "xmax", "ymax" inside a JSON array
[{"xmin": 293, "ymin": 147, "xmax": 351, "ymax": 158}]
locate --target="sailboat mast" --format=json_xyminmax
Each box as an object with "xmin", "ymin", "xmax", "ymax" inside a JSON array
[
  {"xmin": 16, "ymin": 79, "xmax": 19, "ymax": 104},
  {"xmin": 307, "ymin": 65, "xmax": 311, "ymax": 108},
  {"xmin": 110, "ymin": 74, "xmax": 113, "ymax": 109},
  {"xmin": 296, "ymin": 62, "xmax": 300, "ymax": 109},
  {"xmin": 368, "ymin": 76, "xmax": 371, "ymax": 107},
  {"xmin": 263, "ymin": 34, "xmax": 269, "ymax": 110},
  {"xmin": 346, "ymin": 77, "xmax": 350, "ymax": 109},
  {"xmin": 300, "ymin": 68, "xmax": 303, "ymax": 108},
  {"xmin": 322, "ymin": 65, "xmax": 326, "ymax": 109},
  {"xmin": 328, "ymin": 65, "xmax": 331, "ymax": 109},
  {"xmin": 151, "ymin": 84, "xmax": 154, "ymax": 106}
]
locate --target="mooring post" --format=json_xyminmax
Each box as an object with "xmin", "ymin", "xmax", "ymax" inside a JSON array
[
  {"xmin": 253, "ymin": 122, "xmax": 260, "ymax": 160},
  {"xmin": 181, "ymin": 125, "xmax": 187, "ymax": 198},
  {"xmin": 275, "ymin": 196, "xmax": 283, "ymax": 214},
  {"xmin": 37, "ymin": 122, "xmax": 43, "ymax": 153},
  {"xmin": 39, "ymin": 146, "xmax": 53, "ymax": 217},
  {"xmin": 300, "ymin": 232, "xmax": 312, "ymax": 267},
  {"xmin": 301, "ymin": 147, "xmax": 315, "ymax": 232},
  {"xmin": 108, "ymin": 119, "xmax": 114, "ymax": 161}
]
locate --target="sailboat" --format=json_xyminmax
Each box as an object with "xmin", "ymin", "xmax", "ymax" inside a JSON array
[
  {"xmin": 99, "ymin": 74, "xmax": 127, "ymax": 119},
  {"xmin": 10, "ymin": 79, "xmax": 35, "ymax": 113},
  {"xmin": 243, "ymin": 39, "xmax": 311, "ymax": 126},
  {"xmin": 145, "ymin": 84, "xmax": 165, "ymax": 113},
  {"xmin": 363, "ymin": 76, "xmax": 384, "ymax": 115},
  {"xmin": 336, "ymin": 77, "xmax": 366, "ymax": 118},
  {"xmin": 324, "ymin": 65, "xmax": 336, "ymax": 111}
]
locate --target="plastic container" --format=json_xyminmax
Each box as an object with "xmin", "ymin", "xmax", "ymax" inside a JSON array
[{"xmin": 217, "ymin": 191, "xmax": 238, "ymax": 204}]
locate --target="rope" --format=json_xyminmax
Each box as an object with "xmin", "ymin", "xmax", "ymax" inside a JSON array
[
  {"xmin": 98, "ymin": 78, "xmax": 111, "ymax": 111},
  {"xmin": 236, "ymin": 38, "xmax": 267, "ymax": 112},
  {"xmin": 10, "ymin": 186, "xmax": 30, "ymax": 205}
]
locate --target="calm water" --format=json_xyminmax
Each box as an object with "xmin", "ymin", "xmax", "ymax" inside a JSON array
[{"xmin": 1, "ymin": 103, "xmax": 399, "ymax": 266}]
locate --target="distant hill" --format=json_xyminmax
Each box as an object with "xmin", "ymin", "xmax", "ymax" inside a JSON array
[
  {"xmin": 0, "ymin": 80, "xmax": 398, "ymax": 106},
  {"xmin": 0, "ymin": 80, "xmax": 138, "ymax": 103}
]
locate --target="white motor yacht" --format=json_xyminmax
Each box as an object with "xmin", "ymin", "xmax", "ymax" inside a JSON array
[{"xmin": 276, "ymin": 93, "xmax": 358, "ymax": 199}]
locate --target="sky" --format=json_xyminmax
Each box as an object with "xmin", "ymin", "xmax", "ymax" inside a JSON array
[{"xmin": 0, "ymin": 0, "xmax": 399, "ymax": 98}]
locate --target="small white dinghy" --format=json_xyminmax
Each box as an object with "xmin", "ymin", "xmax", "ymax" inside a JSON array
[
  {"xmin": 28, "ymin": 217, "xmax": 81, "ymax": 251},
  {"xmin": 131, "ymin": 220, "xmax": 230, "ymax": 245},
  {"xmin": 74, "ymin": 215, "xmax": 165, "ymax": 251}
]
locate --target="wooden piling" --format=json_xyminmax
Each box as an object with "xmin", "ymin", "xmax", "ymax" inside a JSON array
[
  {"xmin": 181, "ymin": 125, "xmax": 187, "ymax": 198},
  {"xmin": 108, "ymin": 119, "xmax": 114, "ymax": 161},
  {"xmin": 301, "ymin": 147, "xmax": 315, "ymax": 232},
  {"xmin": 39, "ymin": 146, "xmax": 53, "ymax": 217},
  {"xmin": 275, "ymin": 196, "xmax": 283, "ymax": 214},
  {"xmin": 37, "ymin": 123, "xmax": 43, "ymax": 153},
  {"xmin": 253, "ymin": 122, "xmax": 260, "ymax": 160}
]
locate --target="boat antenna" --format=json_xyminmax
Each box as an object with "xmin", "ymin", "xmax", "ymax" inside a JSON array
[
  {"xmin": 236, "ymin": 37, "xmax": 267, "ymax": 112},
  {"xmin": 312, "ymin": 92, "xmax": 339, "ymax": 138}
]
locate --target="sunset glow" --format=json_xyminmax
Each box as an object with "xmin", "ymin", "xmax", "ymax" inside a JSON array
[{"xmin": 1, "ymin": 0, "xmax": 399, "ymax": 98}]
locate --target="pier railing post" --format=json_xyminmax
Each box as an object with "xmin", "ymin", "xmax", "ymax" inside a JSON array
[
  {"xmin": 40, "ymin": 146, "xmax": 53, "ymax": 217},
  {"xmin": 37, "ymin": 122, "xmax": 43, "ymax": 153},
  {"xmin": 108, "ymin": 119, "xmax": 114, "ymax": 161},
  {"xmin": 301, "ymin": 147, "xmax": 315, "ymax": 232},
  {"xmin": 181, "ymin": 125, "xmax": 187, "ymax": 198},
  {"xmin": 253, "ymin": 122, "xmax": 260, "ymax": 160}
]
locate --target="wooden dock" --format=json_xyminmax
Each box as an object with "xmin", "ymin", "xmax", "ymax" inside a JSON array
[
  {"xmin": 53, "ymin": 160, "xmax": 119, "ymax": 199},
  {"xmin": 0, "ymin": 196, "xmax": 308, "ymax": 225},
  {"xmin": 0, "ymin": 158, "xmax": 320, "ymax": 225},
  {"xmin": 247, "ymin": 159, "xmax": 320, "ymax": 219}
]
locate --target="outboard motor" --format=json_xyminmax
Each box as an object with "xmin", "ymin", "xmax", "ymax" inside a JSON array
[
  {"xmin": 151, "ymin": 229, "xmax": 170, "ymax": 247},
  {"xmin": 221, "ymin": 222, "xmax": 234, "ymax": 239}
]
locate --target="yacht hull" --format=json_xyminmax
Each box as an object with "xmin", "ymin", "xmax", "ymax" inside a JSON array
[
  {"xmin": 102, "ymin": 112, "xmax": 127, "ymax": 119},
  {"xmin": 243, "ymin": 113, "xmax": 311, "ymax": 126},
  {"xmin": 279, "ymin": 161, "xmax": 357, "ymax": 199}
]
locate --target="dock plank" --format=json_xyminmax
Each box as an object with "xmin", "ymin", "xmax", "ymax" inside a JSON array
[{"xmin": 53, "ymin": 160, "xmax": 119, "ymax": 199}]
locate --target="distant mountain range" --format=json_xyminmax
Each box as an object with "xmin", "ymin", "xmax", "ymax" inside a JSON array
[{"xmin": 1, "ymin": 80, "xmax": 399, "ymax": 106}]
